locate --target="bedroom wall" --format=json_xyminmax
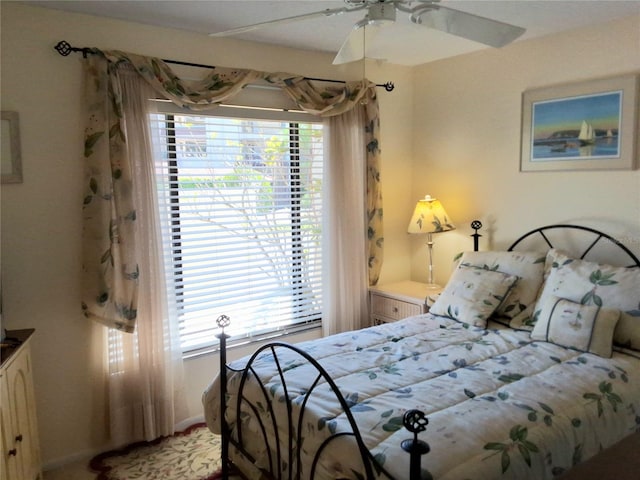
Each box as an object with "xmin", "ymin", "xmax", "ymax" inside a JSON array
[
  {"xmin": 0, "ymin": 2, "xmax": 413, "ymax": 468},
  {"xmin": 410, "ymin": 15, "xmax": 640, "ymax": 285}
]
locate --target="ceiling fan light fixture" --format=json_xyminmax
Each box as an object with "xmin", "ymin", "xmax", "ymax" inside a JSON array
[{"xmin": 332, "ymin": 22, "xmax": 383, "ymax": 65}]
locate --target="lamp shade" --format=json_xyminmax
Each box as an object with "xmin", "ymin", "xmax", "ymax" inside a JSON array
[{"xmin": 407, "ymin": 195, "xmax": 455, "ymax": 234}]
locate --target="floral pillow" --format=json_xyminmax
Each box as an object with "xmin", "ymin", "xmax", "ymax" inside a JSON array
[
  {"xmin": 457, "ymin": 251, "xmax": 546, "ymax": 322},
  {"xmin": 531, "ymin": 294, "xmax": 620, "ymax": 358},
  {"xmin": 531, "ymin": 249, "xmax": 640, "ymax": 351},
  {"xmin": 429, "ymin": 265, "xmax": 519, "ymax": 328}
]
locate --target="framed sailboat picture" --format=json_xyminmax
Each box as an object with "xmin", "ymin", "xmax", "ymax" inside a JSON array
[{"xmin": 520, "ymin": 74, "xmax": 638, "ymax": 172}]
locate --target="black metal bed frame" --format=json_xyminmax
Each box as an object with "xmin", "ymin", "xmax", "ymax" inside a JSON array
[
  {"xmin": 216, "ymin": 324, "xmax": 430, "ymax": 480},
  {"xmin": 508, "ymin": 224, "xmax": 640, "ymax": 267},
  {"xmin": 214, "ymin": 222, "xmax": 639, "ymax": 480}
]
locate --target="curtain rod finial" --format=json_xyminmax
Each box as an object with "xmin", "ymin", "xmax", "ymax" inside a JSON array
[
  {"xmin": 54, "ymin": 41, "xmax": 91, "ymax": 59},
  {"xmin": 54, "ymin": 40, "xmax": 73, "ymax": 57}
]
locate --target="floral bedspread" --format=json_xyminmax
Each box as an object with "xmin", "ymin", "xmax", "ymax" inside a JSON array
[{"xmin": 203, "ymin": 314, "xmax": 640, "ymax": 479}]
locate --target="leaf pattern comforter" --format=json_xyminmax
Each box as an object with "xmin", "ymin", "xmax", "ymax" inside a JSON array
[{"xmin": 203, "ymin": 314, "xmax": 640, "ymax": 479}]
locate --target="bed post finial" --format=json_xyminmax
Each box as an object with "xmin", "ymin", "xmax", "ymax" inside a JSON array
[
  {"xmin": 217, "ymin": 314, "xmax": 230, "ymax": 330},
  {"xmin": 401, "ymin": 409, "xmax": 430, "ymax": 480},
  {"xmin": 471, "ymin": 220, "xmax": 483, "ymax": 252},
  {"xmin": 216, "ymin": 315, "xmax": 231, "ymax": 480}
]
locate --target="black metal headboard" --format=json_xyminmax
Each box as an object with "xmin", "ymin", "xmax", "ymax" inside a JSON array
[{"xmin": 507, "ymin": 224, "xmax": 640, "ymax": 268}]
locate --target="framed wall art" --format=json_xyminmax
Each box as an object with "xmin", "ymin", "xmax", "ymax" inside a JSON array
[
  {"xmin": 1, "ymin": 111, "xmax": 23, "ymax": 183},
  {"xmin": 520, "ymin": 74, "xmax": 638, "ymax": 172}
]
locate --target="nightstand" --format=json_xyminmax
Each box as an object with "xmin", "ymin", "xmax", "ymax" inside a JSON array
[{"xmin": 369, "ymin": 281, "xmax": 442, "ymax": 325}]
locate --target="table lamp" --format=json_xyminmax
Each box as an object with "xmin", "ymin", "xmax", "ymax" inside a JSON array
[{"xmin": 407, "ymin": 195, "xmax": 455, "ymax": 288}]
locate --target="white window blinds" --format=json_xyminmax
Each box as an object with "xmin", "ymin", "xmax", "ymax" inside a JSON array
[{"xmin": 149, "ymin": 108, "xmax": 324, "ymax": 354}]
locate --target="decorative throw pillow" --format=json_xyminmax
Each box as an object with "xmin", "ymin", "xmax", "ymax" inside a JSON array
[
  {"xmin": 457, "ymin": 251, "xmax": 546, "ymax": 320},
  {"xmin": 531, "ymin": 295, "xmax": 620, "ymax": 357},
  {"xmin": 429, "ymin": 265, "xmax": 519, "ymax": 328},
  {"xmin": 531, "ymin": 249, "xmax": 640, "ymax": 351}
]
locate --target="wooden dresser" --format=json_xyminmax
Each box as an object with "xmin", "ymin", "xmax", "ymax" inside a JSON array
[{"xmin": 1, "ymin": 329, "xmax": 42, "ymax": 480}]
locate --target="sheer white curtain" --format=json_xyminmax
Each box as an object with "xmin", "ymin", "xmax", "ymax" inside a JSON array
[
  {"xmin": 322, "ymin": 106, "xmax": 370, "ymax": 335},
  {"xmin": 105, "ymin": 67, "xmax": 187, "ymax": 445}
]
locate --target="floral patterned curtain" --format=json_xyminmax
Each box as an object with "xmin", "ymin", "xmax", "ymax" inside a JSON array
[
  {"xmin": 82, "ymin": 49, "xmax": 384, "ymax": 331},
  {"xmin": 82, "ymin": 56, "xmax": 139, "ymax": 332}
]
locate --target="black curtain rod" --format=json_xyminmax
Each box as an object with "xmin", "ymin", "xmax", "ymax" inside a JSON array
[{"xmin": 54, "ymin": 40, "xmax": 395, "ymax": 92}]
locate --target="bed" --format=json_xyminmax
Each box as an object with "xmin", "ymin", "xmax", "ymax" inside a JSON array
[{"xmin": 203, "ymin": 223, "xmax": 640, "ymax": 480}]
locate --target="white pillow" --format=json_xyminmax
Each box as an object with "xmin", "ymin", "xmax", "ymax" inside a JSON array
[
  {"xmin": 531, "ymin": 294, "xmax": 620, "ymax": 358},
  {"xmin": 458, "ymin": 250, "xmax": 546, "ymax": 321},
  {"xmin": 430, "ymin": 265, "xmax": 518, "ymax": 328},
  {"xmin": 531, "ymin": 249, "xmax": 640, "ymax": 351}
]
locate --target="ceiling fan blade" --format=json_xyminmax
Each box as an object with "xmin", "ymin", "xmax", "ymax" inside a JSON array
[
  {"xmin": 411, "ymin": 4, "xmax": 525, "ymax": 48},
  {"xmin": 332, "ymin": 22, "xmax": 384, "ymax": 65},
  {"xmin": 209, "ymin": 5, "xmax": 365, "ymax": 37}
]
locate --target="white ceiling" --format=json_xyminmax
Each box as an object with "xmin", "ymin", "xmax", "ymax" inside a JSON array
[{"xmin": 27, "ymin": 0, "xmax": 640, "ymax": 66}]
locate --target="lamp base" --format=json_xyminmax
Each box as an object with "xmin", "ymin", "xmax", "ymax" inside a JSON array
[{"xmin": 424, "ymin": 283, "xmax": 442, "ymax": 290}]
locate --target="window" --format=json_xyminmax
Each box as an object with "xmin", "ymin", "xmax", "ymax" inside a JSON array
[{"xmin": 150, "ymin": 107, "xmax": 324, "ymax": 354}]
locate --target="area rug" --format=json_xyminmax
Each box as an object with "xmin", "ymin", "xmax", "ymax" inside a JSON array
[{"xmin": 90, "ymin": 423, "xmax": 223, "ymax": 480}]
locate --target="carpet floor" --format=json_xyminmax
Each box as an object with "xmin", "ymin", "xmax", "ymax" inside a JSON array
[{"xmin": 90, "ymin": 423, "xmax": 223, "ymax": 480}]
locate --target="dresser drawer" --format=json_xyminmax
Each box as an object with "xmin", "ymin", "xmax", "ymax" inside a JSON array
[{"xmin": 371, "ymin": 294, "xmax": 423, "ymax": 321}]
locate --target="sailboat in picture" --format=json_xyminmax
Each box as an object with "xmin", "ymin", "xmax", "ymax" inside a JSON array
[{"xmin": 578, "ymin": 120, "xmax": 595, "ymax": 146}]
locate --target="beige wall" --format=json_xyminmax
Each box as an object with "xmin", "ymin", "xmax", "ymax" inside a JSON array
[
  {"xmin": 410, "ymin": 16, "xmax": 640, "ymax": 285},
  {"xmin": 0, "ymin": 2, "xmax": 413, "ymax": 468}
]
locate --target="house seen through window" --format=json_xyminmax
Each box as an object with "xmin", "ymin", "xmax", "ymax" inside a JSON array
[{"xmin": 149, "ymin": 110, "xmax": 324, "ymax": 354}]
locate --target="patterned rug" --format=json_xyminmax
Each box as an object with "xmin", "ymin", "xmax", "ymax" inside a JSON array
[{"xmin": 90, "ymin": 423, "xmax": 223, "ymax": 480}]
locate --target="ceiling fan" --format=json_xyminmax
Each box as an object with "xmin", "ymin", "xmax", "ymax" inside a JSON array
[{"xmin": 209, "ymin": 0, "xmax": 526, "ymax": 65}]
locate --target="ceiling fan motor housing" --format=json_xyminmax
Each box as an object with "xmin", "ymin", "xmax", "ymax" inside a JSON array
[{"xmin": 368, "ymin": 2, "xmax": 397, "ymax": 25}]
